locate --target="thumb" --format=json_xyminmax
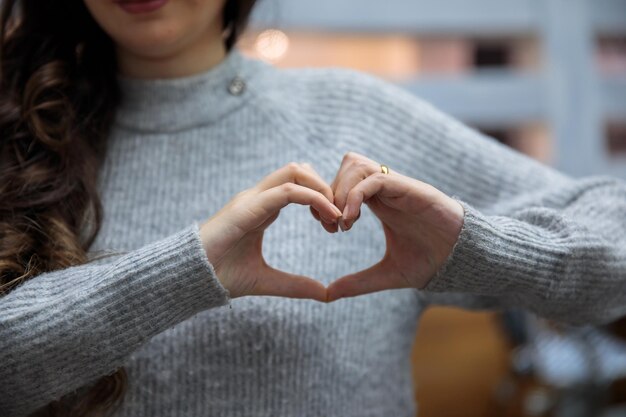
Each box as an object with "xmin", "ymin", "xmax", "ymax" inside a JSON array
[
  {"xmin": 251, "ymin": 264, "xmax": 328, "ymax": 302},
  {"xmin": 326, "ymin": 259, "xmax": 404, "ymax": 302}
]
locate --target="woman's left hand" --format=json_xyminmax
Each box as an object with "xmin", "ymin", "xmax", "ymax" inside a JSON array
[{"xmin": 324, "ymin": 152, "xmax": 465, "ymax": 302}]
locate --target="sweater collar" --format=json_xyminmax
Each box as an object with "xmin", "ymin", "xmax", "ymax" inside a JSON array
[{"xmin": 113, "ymin": 47, "xmax": 266, "ymax": 133}]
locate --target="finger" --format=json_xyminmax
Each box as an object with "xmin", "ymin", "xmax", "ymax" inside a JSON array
[
  {"xmin": 310, "ymin": 202, "xmax": 339, "ymax": 233},
  {"xmin": 343, "ymin": 210, "xmax": 361, "ymax": 231},
  {"xmin": 326, "ymin": 260, "xmax": 408, "ymax": 302},
  {"xmin": 254, "ymin": 162, "xmax": 335, "ymax": 204},
  {"xmin": 342, "ymin": 173, "xmax": 408, "ymax": 222},
  {"xmin": 330, "ymin": 151, "xmax": 374, "ymax": 191},
  {"xmin": 320, "ymin": 219, "xmax": 339, "ymax": 234},
  {"xmin": 310, "ymin": 206, "xmax": 321, "ymax": 221},
  {"xmin": 299, "ymin": 162, "xmax": 335, "ymax": 203},
  {"xmin": 260, "ymin": 183, "xmax": 342, "ymax": 223},
  {"xmin": 300, "ymin": 163, "xmax": 337, "ymax": 223},
  {"xmin": 310, "ymin": 204, "xmax": 337, "ymax": 225},
  {"xmin": 252, "ymin": 265, "xmax": 327, "ymax": 302},
  {"xmin": 333, "ymin": 168, "xmax": 372, "ymax": 214},
  {"xmin": 331, "ymin": 153, "xmax": 380, "ymax": 213}
]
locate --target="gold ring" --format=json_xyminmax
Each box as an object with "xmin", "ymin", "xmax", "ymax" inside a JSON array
[{"xmin": 380, "ymin": 164, "xmax": 389, "ymax": 174}]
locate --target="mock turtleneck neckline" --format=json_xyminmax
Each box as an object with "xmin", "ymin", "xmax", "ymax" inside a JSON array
[{"xmin": 113, "ymin": 47, "xmax": 268, "ymax": 133}]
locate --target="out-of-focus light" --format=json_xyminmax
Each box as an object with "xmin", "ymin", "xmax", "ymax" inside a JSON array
[{"xmin": 254, "ymin": 29, "xmax": 290, "ymax": 62}]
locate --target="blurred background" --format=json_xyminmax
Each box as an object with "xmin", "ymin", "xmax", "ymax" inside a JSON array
[{"xmin": 236, "ymin": 1, "xmax": 626, "ymax": 416}]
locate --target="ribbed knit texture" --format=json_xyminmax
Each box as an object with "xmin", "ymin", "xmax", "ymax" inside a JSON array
[{"xmin": 2, "ymin": 47, "xmax": 625, "ymax": 417}]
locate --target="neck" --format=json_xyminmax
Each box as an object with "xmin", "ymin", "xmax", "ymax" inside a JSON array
[{"xmin": 115, "ymin": 29, "xmax": 227, "ymax": 79}]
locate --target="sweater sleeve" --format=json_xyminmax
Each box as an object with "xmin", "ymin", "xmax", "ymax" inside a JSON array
[
  {"xmin": 424, "ymin": 179, "xmax": 626, "ymax": 326},
  {"xmin": 320, "ymin": 69, "xmax": 626, "ymax": 326},
  {"xmin": 401, "ymin": 88, "xmax": 626, "ymax": 325},
  {"xmin": 0, "ymin": 222, "xmax": 230, "ymax": 417}
]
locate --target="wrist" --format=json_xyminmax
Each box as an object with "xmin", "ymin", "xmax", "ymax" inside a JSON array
[{"xmin": 199, "ymin": 219, "xmax": 232, "ymax": 293}]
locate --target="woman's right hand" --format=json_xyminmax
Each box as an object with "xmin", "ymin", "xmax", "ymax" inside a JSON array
[{"xmin": 199, "ymin": 162, "xmax": 342, "ymax": 302}]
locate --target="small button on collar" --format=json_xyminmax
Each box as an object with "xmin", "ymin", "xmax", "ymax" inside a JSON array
[{"xmin": 228, "ymin": 76, "xmax": 246, "ymax": 96}]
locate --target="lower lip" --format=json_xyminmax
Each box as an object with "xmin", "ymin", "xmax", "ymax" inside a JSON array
[{"xmin": 114, "ymin": 0, "xmax": 168, "ymax": 14}]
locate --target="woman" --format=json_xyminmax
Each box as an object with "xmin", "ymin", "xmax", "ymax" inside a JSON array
[{"xmin": 1, "ymin": 0, "xmax": 625, "ymax": 416}]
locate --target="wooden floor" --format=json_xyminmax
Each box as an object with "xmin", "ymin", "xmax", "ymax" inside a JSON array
[{"xmin": 411, "ymin": 306, "xmax": 511, "ymax": 417}]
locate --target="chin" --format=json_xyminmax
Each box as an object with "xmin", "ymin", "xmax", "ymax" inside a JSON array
[
  {"xmin": 83, "ymin": 0, "xmax": 223, "ymax": 59},
  {"xmin": 114, "ymin": 21, "xmax": 188, "ymax": 58}
]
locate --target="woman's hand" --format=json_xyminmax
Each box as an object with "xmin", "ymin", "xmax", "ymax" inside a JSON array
[
  {"xmin": 326, "ymin": 152, "xmax": 465, "ymax": 302},
  {"xmin": 199, "ymin": 163, "xmax": 342, "ymax": 301}
]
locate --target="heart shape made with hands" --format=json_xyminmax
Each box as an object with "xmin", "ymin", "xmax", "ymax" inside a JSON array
[{"xmin": 263, "ymin": 152, "xmax": 464, "ymax": 303}]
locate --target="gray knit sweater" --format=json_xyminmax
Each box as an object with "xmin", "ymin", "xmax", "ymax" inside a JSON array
[{"xmin": 2, "ymin": 47, "xmax": 626, "ymax": 417}]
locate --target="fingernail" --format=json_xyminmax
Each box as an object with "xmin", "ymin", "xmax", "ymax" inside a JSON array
[
  {"xmin": 343, "ymin": 204, "xmax": 351, "ymax": 220},
  {"xmin": 338, "ymin": 217, "xmax": 346, "ymax": 232}
]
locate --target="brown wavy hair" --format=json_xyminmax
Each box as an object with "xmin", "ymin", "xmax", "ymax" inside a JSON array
[{"xmin": 0, "ymin": 0, "xmax": 258, "ymax": 415}]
